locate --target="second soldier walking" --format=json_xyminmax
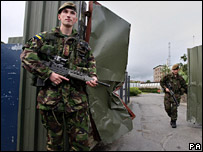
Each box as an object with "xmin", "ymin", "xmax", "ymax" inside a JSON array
[{"xmin": 160, "ymin": 64, "xmax": 188, "ymax": 128}]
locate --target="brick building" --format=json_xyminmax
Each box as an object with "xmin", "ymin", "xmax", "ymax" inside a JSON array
[{"xmin": 153, "ymin": 65, "xmax": 165, "ymax": 82}]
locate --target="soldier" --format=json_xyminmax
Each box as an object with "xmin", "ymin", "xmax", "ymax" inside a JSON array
[
  {"xmin": 20, "ymin": 2, "xmax": 98, "ymax": 151},
  {"xmin": 160, "ymin": 64, "xmax": 187, "ymax": 128}
]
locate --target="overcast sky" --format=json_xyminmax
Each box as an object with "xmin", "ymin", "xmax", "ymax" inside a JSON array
[{"xmin": 1, "ymin": 1, "xmax": 202, "ymax": 81}]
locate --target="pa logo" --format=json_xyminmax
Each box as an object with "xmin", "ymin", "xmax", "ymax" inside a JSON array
[{"xmin": 189, "ymin": 143, "xmax": 201, "ymax": 150}]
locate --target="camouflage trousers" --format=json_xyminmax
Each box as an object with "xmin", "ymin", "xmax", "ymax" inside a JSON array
[
  {"xmin": 40, "ymin": 108, "xmax": 90, "ymax": 151},
  {"xmin": 164, "ymin": 93, "xmax": 181, "ymax": 121}
]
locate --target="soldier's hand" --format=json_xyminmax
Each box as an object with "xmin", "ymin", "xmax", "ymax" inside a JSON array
[
  {"xmin": 49, "ymin": 72, "xmax": 69, "ymax": 85},
  {"xmin": 86, "ymin": 76, "xmax": 98, "ymax": 87},
  {"xmin": 165, "ymin": 88, "xmax": 170, "ymax": 93}
]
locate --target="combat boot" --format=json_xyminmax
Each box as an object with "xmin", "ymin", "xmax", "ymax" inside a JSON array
[
  {"xmin": 171, "ymin": 120, "xmax": 176, "ymax": 128},
  {"xmin": 170, "ymin": 119, "xmax": 173, "ymax": 125}
]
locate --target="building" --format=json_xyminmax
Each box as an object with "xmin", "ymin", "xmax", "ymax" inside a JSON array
[{"xmin": 153, "ymin": 65, "xmax": 165, "ymax": 82}]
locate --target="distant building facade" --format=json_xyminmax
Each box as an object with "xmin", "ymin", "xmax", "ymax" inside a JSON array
[
  {"xmin": 8, "ymin": 37, "xmax": 23, "ymax": 44},
  {"xmin": 153, "ymin": 65, "xmax": 165, "ymax": 82}
]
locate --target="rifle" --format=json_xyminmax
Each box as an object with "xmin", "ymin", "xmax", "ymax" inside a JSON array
[
  {"xmin": 166, "ymin": 82, "xmax": 179, "ymax": 106},
  {"xmin": 36, "ymin": 55, "xmax": 110, "ymax": 87}
]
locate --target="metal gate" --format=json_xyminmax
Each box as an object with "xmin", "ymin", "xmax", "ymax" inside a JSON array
[{"xmin": 187, "ymin": 45, "xmax": 202, "ymax": 125}]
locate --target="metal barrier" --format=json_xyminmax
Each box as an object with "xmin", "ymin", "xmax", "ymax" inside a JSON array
[
  {"xmin": 119, "ymin": 72, "xmax": 130, "ymax": 104},
  {"xmin": 1, "ymin": 43, "xmax": 22, "ymax": 151},
  {"xmin": 187, "ymin": 45, "xmax": 202, "ymax": 125}
]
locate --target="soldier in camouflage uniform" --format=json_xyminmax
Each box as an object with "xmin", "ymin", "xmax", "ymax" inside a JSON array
[
  {"xmin": 160, "ymin": 64, "xmax": 187, "ymax": 128},
  {"xmin": 20, "ymin": 2, "xmax": 98, "ymax": 151}
]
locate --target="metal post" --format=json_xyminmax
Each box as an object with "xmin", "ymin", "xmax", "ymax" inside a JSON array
[
  {"xmin": 120, "ymin": 86, "xmax": 123, "ymax": 100},
  {"xmin": 128, "ymin": 75, "xmax": 130, "ymax": 104},
  {"xmin": 125, "ymin": 72, "xmax": 128, "ymax": 104}
]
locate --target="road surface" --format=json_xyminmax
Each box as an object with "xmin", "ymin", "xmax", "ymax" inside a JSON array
[{"xmin": 93, "ymin": 93, "xmax": 202, "ymax": 151}]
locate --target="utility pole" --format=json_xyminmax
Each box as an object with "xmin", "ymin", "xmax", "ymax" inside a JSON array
[{"xmin": 167, "ymin": 42, "xmax": 171, "ymax": 68}]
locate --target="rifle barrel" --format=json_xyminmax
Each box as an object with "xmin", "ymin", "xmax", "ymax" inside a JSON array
[{"xmin": 96, "ymin": 81, "xmax": 110, "ymax": 87}]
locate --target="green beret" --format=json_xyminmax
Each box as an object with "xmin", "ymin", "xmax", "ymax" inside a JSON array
[
  {"xmin": 172, "ymin": 64, "xmax": 179, "ymax": 70},
  {"xmin": 58, "ymin": 2, "xmax": 77, "ymax": 14}
]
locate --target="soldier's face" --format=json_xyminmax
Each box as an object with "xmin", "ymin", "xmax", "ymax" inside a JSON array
[
  {"xmin": 58, "ymin": 8, "xmax": 78, "ymax": 27},
  {"xmin": 172, "ymin": 69, "xmax": 179, "ymax": 75}
]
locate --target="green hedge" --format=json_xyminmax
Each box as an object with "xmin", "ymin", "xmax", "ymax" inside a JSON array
[
  {"xmin": 130, "ymin": 87, "xmax": 142, "ymax": 96},
  {"xmin": 139, "ymin": 88, "xmax": 160, "ymax": 93}
]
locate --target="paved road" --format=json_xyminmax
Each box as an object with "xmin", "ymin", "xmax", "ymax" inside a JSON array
[{"xmin": 93, "ymin": 93, "xmax": 202, "ymax": 151}]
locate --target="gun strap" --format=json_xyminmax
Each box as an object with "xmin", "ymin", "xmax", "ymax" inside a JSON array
[{"xmin": 52, "ymin": 110, "xmax": 62, "ymax": 126}]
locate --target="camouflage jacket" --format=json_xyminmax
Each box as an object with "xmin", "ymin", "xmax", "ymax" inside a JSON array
[
  {"xmin": 160, "ymin": 73, "xmax": 188, "ymax": 96},
  {"xmin": 20, "ymin": 27, "xmax": 97, "ymax": 112}
]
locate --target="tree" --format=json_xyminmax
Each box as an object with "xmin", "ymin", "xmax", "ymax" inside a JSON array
[
  {"xmin": 180, "ymin": 54, "xmax": 187, "ymax": 62},
  {"xmin": 161, "ymin": 64, "xmax": 170, "ymax": 77},
  {"xmin": 179, "ymin": 54, "xmax": 188, "ymax": 84}
]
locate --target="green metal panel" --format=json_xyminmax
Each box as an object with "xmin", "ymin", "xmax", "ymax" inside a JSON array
[
  {"xmin": 87, "ymin": 3, "xmax": 132, "ymax": 144},
  {"xmin": 187, "ymin": 45, "xmax": 202, "ymax": 125},
  {"xmin": 89, "ymin": 4, "xmax": 130, "ymax": 82},
  {"xmin": 17, "ymin": 1, "xmax": 85, "ymax": 151}
]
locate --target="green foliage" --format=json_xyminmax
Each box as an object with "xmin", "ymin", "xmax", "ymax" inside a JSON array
[
  {"xmin": 130, "ymin": 80, "xmax": 141, "ymax": 83},
  {"xmin": 161, "ymin": 64, "xmax": 170, "ymax": 76},
  {"xmin": 130, "ymin": 87, "xmax": 142, "ymax": 96},
  {"xmin": 180, "ymin": 54, "xmax": 187, "ymax": 62},
  {"xmin": 139, "ymin": 88, "xmax": 160, "ymax": 93},
  {"xmin": 179, "ymin": 68, "xmax": 188, "ymax": 84}
]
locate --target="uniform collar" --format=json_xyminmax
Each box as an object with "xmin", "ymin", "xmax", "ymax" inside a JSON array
[
  {"xmin": 172, "ymin": 72, "xmax": 179, "ymax": 78},
  {"xmin": 52, "ymin": 27, "xmax": 78, "ymax": 38}
]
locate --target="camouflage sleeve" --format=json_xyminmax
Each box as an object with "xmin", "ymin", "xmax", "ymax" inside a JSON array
[
  {"xmin": 20, "ymin": 33, "xmax": 52, "ymax": 81},
  {"xmin": 160, "ymin": 75, "xmax": 168, "ymax": 91},
  {"xmin": 180, "ymin": 76, "xmax": 188, "ymax": 94},
  {"xmin": 87, "ymin": 48, "xmax": 97, "ymax": 78}
]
